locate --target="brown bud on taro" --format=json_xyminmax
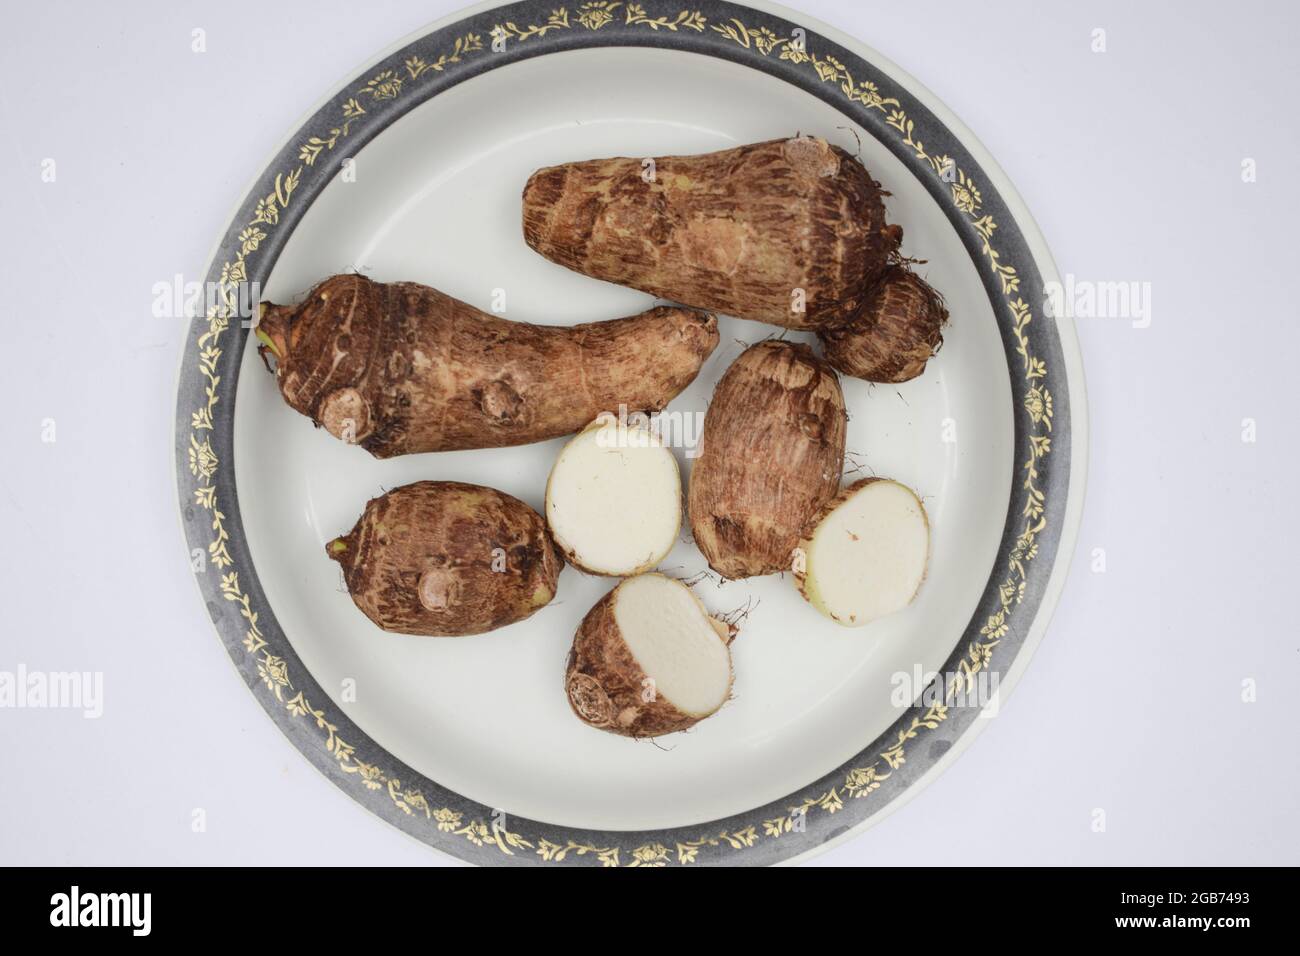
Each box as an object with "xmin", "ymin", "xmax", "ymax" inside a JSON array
[{"xmin": 817, "ymin": 265, "xmax": 948, "ymax": 383}]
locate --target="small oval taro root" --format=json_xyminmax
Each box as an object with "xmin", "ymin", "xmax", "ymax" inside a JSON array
[
  {"xmin": 545, "ymin": 416, "xmax": 681, "ymax": 577},
  {"xmin": 566, "ymin": 574, "xmax": 734, "ymax": 737},
  {"xmin": 794, "ymin": 478, "xmax": 930, "ymax": 627},
  {"xmin": 523, "ymin": 135, "xmax": 902, "ymax": 330},
  {"xmin": 328, "ymin": 481, "xmax": 564, "ymax": 636},
  {"xmin": 688, "ymin": 341, "xmax": 847, "ymax": 579},
  {"xmin": 256, "ymin": 274, "xmax": 718, "ymax": 458},
  {"xmin": 817, "ymin": 265, "xmax": 948, "ymax": 383}
]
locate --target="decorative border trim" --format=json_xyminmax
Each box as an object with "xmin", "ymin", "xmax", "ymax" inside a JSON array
[{"xmin": 175, "ymin": 0, "xmax": 1070, "ymax": 866}]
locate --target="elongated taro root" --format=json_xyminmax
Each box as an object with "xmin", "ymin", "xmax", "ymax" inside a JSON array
[
  {"xmin": 566, "ymin": 574, "xmax": 734, "ymax": 737},
  {"xmin": 523, "ymin": 136, "xmax": 902, "ymax": 330},
  {"xmin": 327, "ymin": 481, "xmax": 563, "ymax": 636},
  {"xmin": 688, "ymin": 341, "xmax": 846, "ymax": 579},
  {"xmin": 545, "ymin": 416, "xmax": 681, "ymax": 576},
  {"xmin": 818, "ymin": 265, "xmax": 948, "ymax": 383},
  {"xmin": 256, "ymin": 274, "xmax": 718, "ymax": 458},
  {"xmin": 794, "ymin": 479, "xmax": 929, "ymax": 626}
]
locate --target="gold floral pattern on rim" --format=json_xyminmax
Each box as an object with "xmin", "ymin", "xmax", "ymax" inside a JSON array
[{"xmin": 187, "ymin": 4, "xmax": 1054, "ymax": 865}]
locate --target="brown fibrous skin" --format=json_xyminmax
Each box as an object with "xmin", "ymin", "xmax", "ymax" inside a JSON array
[
  {"xmin": 817, "ymin": 265, "xmax": 948, "ymax": 383},
  {"xmin": 565, "ymin": 581, "xmax": 734, "ymax": 738},
  {"xmin": 328, "ymin": 481, "xmax": 564, "ymax": 637},
  {"xmin": 688, "ymin": 341, "xmax": 847, "ymax": 579},
  {"xmin": 257, "ymin": 274, "xmax": 718, "ymax": 458},
  {"xmin": 523, "ymin": 136, "xmax": 902, "ymax": 330}
]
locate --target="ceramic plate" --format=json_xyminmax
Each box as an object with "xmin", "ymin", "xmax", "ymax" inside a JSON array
[{"xmin": 174, "ymin": 0, "xmax": 1086, "ymax": 865}]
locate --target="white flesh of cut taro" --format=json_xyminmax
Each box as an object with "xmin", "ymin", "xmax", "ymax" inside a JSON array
[
  {"xmin": 614, "ymin": 574, "xmax": 731, "ymax": 717},
  {"xmin": 799, "ymin": 479, "xmax": 929, "ymax": 626},
  {"xmin": 546, "ymin": 418, "xmax": 681, "ymax": 576}
]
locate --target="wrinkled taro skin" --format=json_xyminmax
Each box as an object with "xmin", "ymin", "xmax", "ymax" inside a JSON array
[
  {"xmin": 689, "ymin": 341, "xmax": 847, "ymax": 579},
  {"xmin": 523, "ymin": 136, "xmax": 901, "ymax": 330},
  {"xmin": 818, "ymin": 265, "xmax": 948, "ymax": 382},
  {"xmin": 258, "ymin": 274, "xmax": 718, "ymax": 458},
  {"xmin": 329, "ymin": 481, "xmax": 564, "ymax": 637}
]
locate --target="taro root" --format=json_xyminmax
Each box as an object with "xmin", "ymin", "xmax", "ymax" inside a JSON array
[
  {"xmin": 817, "ymin": 265, "xmax": 948, "ymax": 383},
  {"xmin": 688, "ymin": 341, "xmax": 846, "ymax": 579},
  {"xmin": 327, "ymin": 481, "xmax": 564, "ymax": 636},
  {"xmin": 545, "ymin": 416, "xmax": 682, "ymax": 577},
  {"xmin": 523, "ymin": 135, "xmax": 902, "ymax": 330},
  {"xmin": 566, "ymin": 574, "xmax": 734, "ymax": 737},
  {"xmin": 793, "ymin": 478, "xmax": 930, "ymax": 627},
  {"xmin": 256, "ymin": 274, "xmax": 718, "ymax": 458}
]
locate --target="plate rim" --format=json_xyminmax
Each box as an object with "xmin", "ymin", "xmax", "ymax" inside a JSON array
[{"xmin": 172, "ymin": 0, "xmax": 1088, "ymax": 866}]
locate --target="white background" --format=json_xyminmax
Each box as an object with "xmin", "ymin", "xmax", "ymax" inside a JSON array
[{"xmin": 0, "ymin": 0, "xmax": 1296, "ymax": 865}]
